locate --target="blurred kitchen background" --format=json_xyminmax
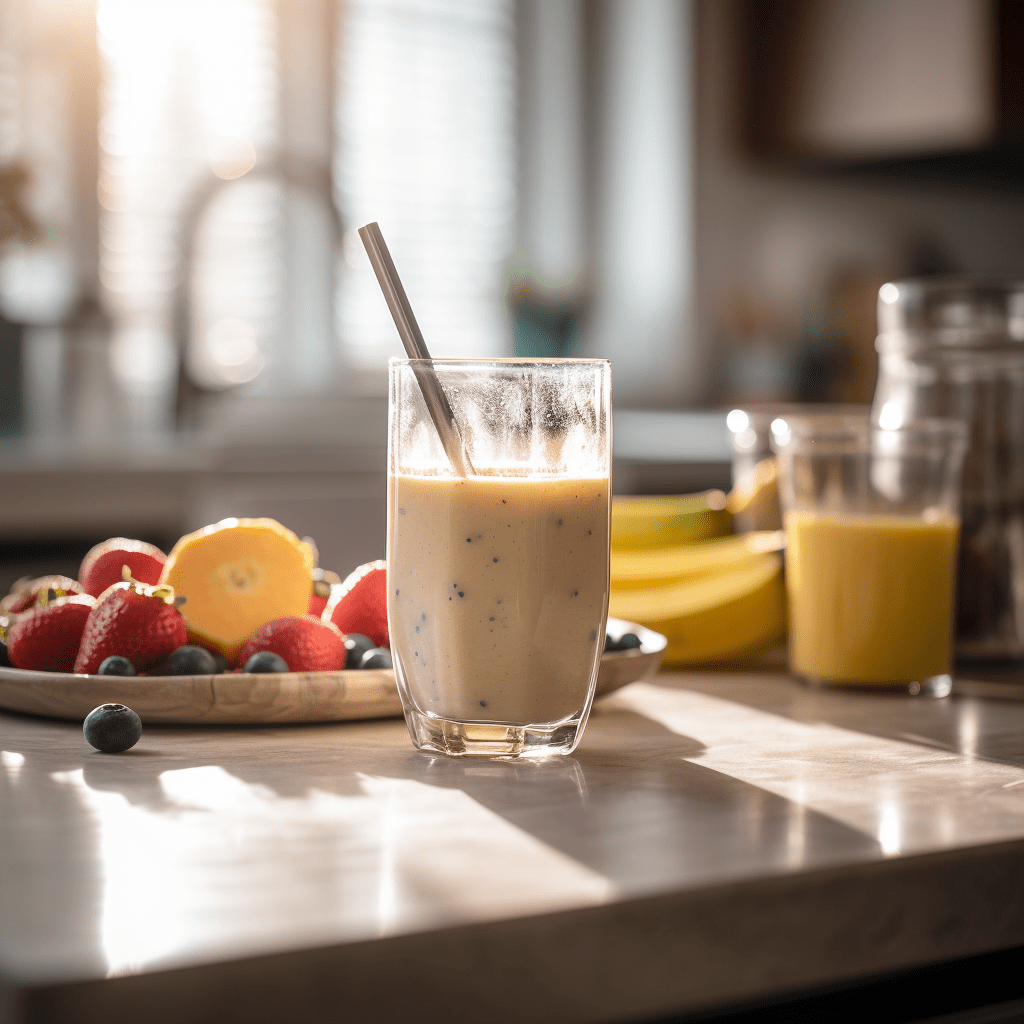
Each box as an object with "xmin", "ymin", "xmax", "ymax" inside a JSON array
[{"xmin": 1, "ymin": 0, "xmax": 1023, "ymax": 587}]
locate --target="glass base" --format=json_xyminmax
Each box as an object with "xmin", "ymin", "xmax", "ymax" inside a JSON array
[
  {"xmin": 403, "ymin": 706, "xmax": 586, "ymax": 759},
  {"xmin": 801, "ymin": 673, "xmax": 952, "ymax": 698}
]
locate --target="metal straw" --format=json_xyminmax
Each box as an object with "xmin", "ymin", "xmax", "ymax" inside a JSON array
[{"xmin": 358, "ymin": 222, "xmax": 473, "ymax": 477}]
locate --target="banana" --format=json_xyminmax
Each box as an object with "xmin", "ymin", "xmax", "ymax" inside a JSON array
[
  {"xmin": 611, "ymin": 491, "xmax": 733, "ymax": 550},
  {"xmin": 611, "ymin": 530, "xmax": 785, "ymax": 590},
  {"xmin": 727, "ymin": 457, "xmax": 782, "ymax": 533},
  {"xmin": 608, "ymin": 553, "xmax": 787, "ymax": 666}
]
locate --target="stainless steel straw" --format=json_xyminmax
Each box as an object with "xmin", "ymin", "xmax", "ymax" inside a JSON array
[{"xmin": 358, "ymin": 222, "xmax": 473, "ymax": 478}]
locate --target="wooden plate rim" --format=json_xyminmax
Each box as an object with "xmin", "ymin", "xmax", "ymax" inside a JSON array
[{"xmin": 0, "ymin": 617, "xmax": 665, "ymax": 725}]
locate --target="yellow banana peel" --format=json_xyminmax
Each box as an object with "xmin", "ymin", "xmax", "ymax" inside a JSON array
[
  {"xmin": 726, "ymin": 457, "xmax": 782, "ymax": 533},
  {"xmin": 608, "ymin": 552, "xmax": 787, "ymax": 666},
  {"xmin": 611, "ymin": 530, "xmax": 785, "ymax": 590},
  {"xmin": 611, "ymin": 491, "xmax": 733, "ymax": 550}
]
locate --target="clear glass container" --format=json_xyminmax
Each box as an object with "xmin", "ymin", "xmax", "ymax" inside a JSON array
[
  {"xmin": 388, "ymin": 358, "xmax": 611, "ymax": 759},
  {"xmin": 771, "ymin": 413, "xmax": 967, "ymax": 697},
  {"xmin": 873, "ymin": 279, "xmax": 1024, "ymax": 660}
]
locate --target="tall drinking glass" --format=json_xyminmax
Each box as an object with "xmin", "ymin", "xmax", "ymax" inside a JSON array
[
  {"xmin": 387, "ymin": 358, "xmax": 612, "ymax": 758},
  {"xmin": 771, "ymin": 414, "xmax": 967, "ymax": 697}
]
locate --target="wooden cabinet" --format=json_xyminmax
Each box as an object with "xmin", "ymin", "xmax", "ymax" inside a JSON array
[{"xmin": 741, "ymin": 0, "xmax": 1024, "ymax": 165}]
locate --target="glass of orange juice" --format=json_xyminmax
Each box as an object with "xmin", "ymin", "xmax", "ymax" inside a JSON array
[{"xmin": 771, "ymin": 414, "xmax": 968, "ymax": 696}]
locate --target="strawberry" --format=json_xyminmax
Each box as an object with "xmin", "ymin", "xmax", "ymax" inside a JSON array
[
  {"xmin": 1, "ymin": 575, "xmax": 83, "ymax": 616},
  {"xmin": 79, "ymin": 538, "xmax": 167, "ymax": 598},
  {"xmin": 74, "ymin": 578, "xmax": 187, "ymax": 675},
  {"xmin": 6, "ymin": 594, "xmax": 96, "ymax": 672},
  {"xmin": 238, "ymin": 615, "xmax": 347, "ymax": 673},
  {"xmin": 322, "ymin": 559, "xmax": 388, "ymax": 648}
]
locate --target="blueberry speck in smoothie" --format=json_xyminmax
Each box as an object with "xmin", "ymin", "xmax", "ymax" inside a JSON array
[
  {"xmin": 466, "ymin": 537, "xmax": 472, "ymax": 543},
  {"xmin": 414, "ymin": 625, "xmax": 420, "ymax": 633},
  {"xmin": 496, "ymin": 599, "xmax": 501, "ymax": 604},
  {"xmin": 458, "ymin": 591, "xmax": 464, "ymax": 598},
  {"xmin": 492, "ymin": 557, "xmax": 498, "ymax": 563},
  {"xmin": 489, "ymin": 616, "xmax": 495, "ymax": 622},
  {"xmin": 479, "ymin": 700, "xmax": 487, "ymax": 708}
]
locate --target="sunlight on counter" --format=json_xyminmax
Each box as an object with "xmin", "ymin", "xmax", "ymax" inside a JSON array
[
  {"xmin": 609, "ymin": 684, "xmax": 1024, "ymax": 857},
  {"xmin": 48, "ymin": 762, "xmax": 614, "ymax": 977}
]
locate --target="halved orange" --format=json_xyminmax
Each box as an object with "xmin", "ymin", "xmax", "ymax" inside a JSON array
[{"xmin": 159, "ymin": 518, "xmax": 315, "ymax": 662}]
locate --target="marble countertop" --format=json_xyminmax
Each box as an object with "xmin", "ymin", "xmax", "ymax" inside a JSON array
[{"xmin": 4, "ymin": 670, "xmax": 1024, "ymax": 1023}]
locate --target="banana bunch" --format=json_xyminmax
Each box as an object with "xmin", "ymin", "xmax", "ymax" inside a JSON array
[
  {"xmin": 610, "ymin": 489, "xmax": 787, "ymax": 666},
  {"xmin": 611, "ymin": 490, "xmax": 733, "ymax": 549}
]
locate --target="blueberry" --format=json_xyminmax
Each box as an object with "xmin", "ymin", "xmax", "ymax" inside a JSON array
[
  {"xmin": 244, "ymin": 651, "xmax": 290, "ymax": 674},
  {"xmin": 84, "ymin": 703, "xmax": 142, "ymax": 753},
  {"xmin": 97, "ymin": 655, "xmax": 136, "ymax": 676},
  {"xmin": 605, "ymin": 632, "xmax": 642, "ymax": 653},
  {"xmin": 343, "ymin": 633, "xmax": 376, "ymax": 669},
  {"xmin": 360, "ymin": 647, "xmax": 393, "ymax": 670},
  {"xmin": 160, "ymin": 645, "xmax": 219, "ymax": 676}
]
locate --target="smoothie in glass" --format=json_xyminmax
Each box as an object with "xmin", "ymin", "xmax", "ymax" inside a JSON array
[
  {"xmin": 388, "ymin": 356, "xmax": 612, "ymax": 756},
  {"xmin": 388, "ymin": 471, "xmax": 609, "ymax": 724}
]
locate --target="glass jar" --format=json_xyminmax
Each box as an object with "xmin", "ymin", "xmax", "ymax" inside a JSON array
[{"xmin": 873, "ymin": 279, "xmax": 1024, "ymax": 660}]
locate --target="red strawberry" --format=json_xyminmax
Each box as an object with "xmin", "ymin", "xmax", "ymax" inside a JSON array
[
  {"xmin": 79, "ymin": 538, "xmax": 167, "ymax": 598},
  {"xmin": 74, "ymin": 579, "xmax": 187, "ymax": 674},
  {"xmin": 322, "ymin": 559, "xmax": 388, "ymax": 648},
  {"xmin": 238, "ymin": 615, "xmax": 347, "ymax": 672},
  {"xmin": 1, "ymin": 575, "xmax": 83, "ymax": 616},
  {"xmin": 6, "ymin": 594, "xmax": 96, "ymax": 672}
]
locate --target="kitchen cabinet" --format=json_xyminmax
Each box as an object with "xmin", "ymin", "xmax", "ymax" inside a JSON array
[{"xmin": 742, "ymin": 0, "xmax": 1024, "ymax": 166}]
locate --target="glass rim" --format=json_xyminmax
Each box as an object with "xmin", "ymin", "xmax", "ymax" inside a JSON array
[
  {"xmin": 388, "ymin": 357, "xmax": 611, "ymax": 367},
  {"xmin": 876, "ymin": 276, "xmax": 1024, "ymax": 350},
  {"xmin": 769, "ymin": 414, "xmax": 969, "ymax": 455}
]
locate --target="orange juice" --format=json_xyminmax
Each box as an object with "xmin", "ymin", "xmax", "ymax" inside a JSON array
[{"xmin": 785, "ymin": 510, "xmax": 959, "ymax": 683}]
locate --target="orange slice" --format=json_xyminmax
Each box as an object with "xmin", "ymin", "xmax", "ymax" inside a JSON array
[{"xmin": 159, "ymin": 518, "xmax": 315, "ymax": 662}]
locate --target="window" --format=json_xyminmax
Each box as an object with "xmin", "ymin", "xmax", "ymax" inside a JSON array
[{"xmin": 94, "ymin": 0, "xmax": 517, "ymax": 417}]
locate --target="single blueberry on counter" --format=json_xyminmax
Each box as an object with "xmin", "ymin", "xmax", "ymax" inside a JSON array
[
  {"xmin": 343, "ymin": 633, "xmax": 376, "ymax": 669},
  {"xmin": 97, "ymin": 655, "xmax": 136, "ymax": 677},
  {"xmin": 244, "ymin": 651, "xmax": 290, "ymax": 674},
  {"xmin": 84, "ymin": 704, "xmax": 142, "ymax": 753},
  {"xmin": 360, "ymin": 647, "xmax": 393, "ymax": 670},
  {"xmin": 159, "ymin": 645, "xmax": 219, "ymax": 676}
]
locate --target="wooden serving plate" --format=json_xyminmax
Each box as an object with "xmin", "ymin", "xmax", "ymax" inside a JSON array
[{"xmin": 0, "ymin": 618, "xmax": 666, "ymax": 725}]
